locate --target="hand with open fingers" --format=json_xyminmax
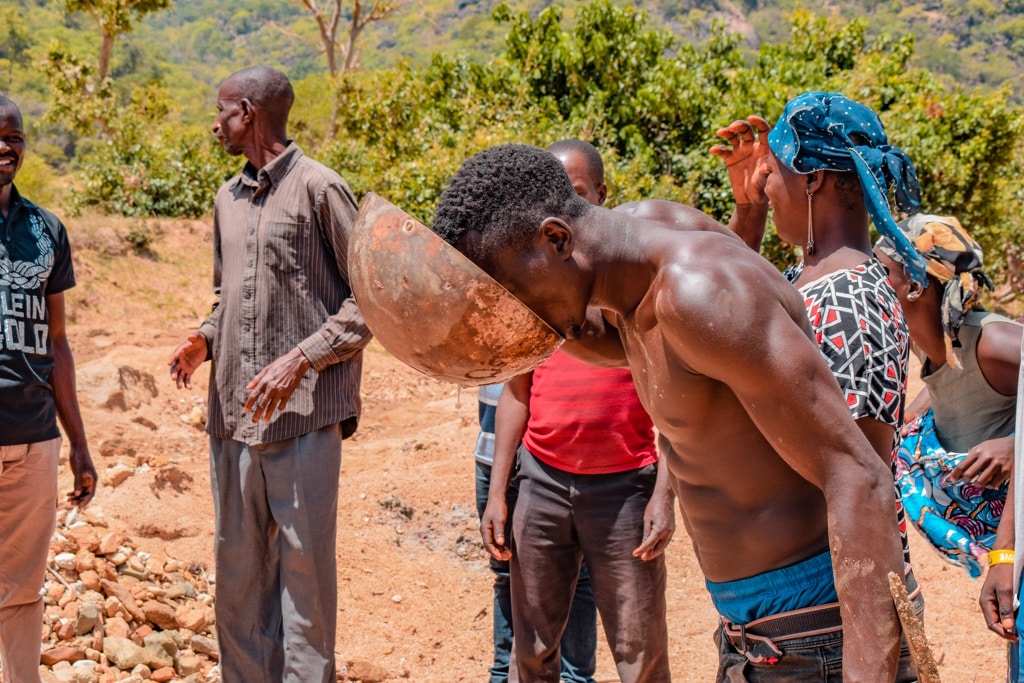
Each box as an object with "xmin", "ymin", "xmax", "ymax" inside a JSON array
[
  {"xmin": 633, "ymin": 490, "xmax": 676, "ymax": 562},
  {"xmin": 244, "ymin": 348, "xmax": 311, "ymax": 423},
  {"xmin": 68, "ymin": 445, "xmax": 97, "ymax": 508},
  {"xmin": 980, "ymin": 563, "xmax": 1018, "ymax": 641},
  {"xmin": 709, "ymin": 115, "xmax": 771, "ymax": 207},
  {"xmin": 950, "ymin": 436, "xmax": 1014, "ymax": 488},
  {"xmin": 168, "ymin": 333, "xmax": 208, "ymax": 390},
  {"xmin": 480, "ymin": 496, "xmax": 512, "ymax": 562}
]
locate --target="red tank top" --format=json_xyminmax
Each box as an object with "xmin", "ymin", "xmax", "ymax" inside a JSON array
[{"xmin": 523, "ymin": 349, "xmax": 657, "ymax": 475}]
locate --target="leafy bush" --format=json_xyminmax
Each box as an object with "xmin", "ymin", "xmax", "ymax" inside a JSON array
[{"xmin": 68, "ymin": 84, "xmax": 235, "ymax": 218}]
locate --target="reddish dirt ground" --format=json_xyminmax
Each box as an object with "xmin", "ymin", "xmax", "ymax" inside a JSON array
[{"xmin": 57, "ymin": 216, "xmax": 1009, "ymax": 681}]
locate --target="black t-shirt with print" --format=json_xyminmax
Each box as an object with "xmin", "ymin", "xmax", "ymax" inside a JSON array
[{"xmin": 0, "ymin": 186, "xmax": 75, "ymax": 445}]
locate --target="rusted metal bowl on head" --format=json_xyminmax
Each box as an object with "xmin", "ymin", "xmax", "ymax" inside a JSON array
[{"xmin": 348, "ymin": 193, "xmax": 563, "ymax": 386}]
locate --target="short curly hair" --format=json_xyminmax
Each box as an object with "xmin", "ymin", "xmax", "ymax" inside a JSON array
[
  {"xmin": 433, "ymin": 144, "xmax": 589, "ymax": 266},
  {"xmin": 547, "ymin": 139, "xmax": 604, "ymax": 185}
]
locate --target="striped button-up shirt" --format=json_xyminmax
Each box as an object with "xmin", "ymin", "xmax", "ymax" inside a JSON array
[{"xmin": 199, "ymin": 143, "xmax": 371, "ymax": 445}]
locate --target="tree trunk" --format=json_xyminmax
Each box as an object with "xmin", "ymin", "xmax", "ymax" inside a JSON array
[{"xmin": 98, "ymin": 32, "xmax": 114, "ymax": 80}]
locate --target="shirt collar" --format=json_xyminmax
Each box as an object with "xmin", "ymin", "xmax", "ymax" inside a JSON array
[
  {"xmin": 3, "ymin": 184, "xmax": 26, "ymax": 223},
  {"xmin": 237, "ymin": 142, "xmax": 303, "ymax": 192}
]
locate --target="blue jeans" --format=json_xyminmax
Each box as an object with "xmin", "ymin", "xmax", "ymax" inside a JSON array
[
  {"xmin": 1010, "ymin": 607, "xmax": 1024, "ymax": 681},
  {"xmin": 714, "ymin": 619, "xmax": 918, "ymax": 681},
  {"xmin": 475, "ymin": 461, "xmax": 597, "ymax": 683}
]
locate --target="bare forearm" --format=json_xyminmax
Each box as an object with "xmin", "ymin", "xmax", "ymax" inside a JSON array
[
  {"xmin": 995, "ymin": 475, "xmax": 1015, "ymax": 551},
  {"xmin": 727, "ymin": 203, "xmax": 770, "ymax": 252},
  {"xmin": 827, "ymin": 477, "xmax": 904, "ymax": 680},
  {"xmin": 652, "ymin": 454, "xmax": 675, "ymax": 503},
  {"xmin": 490, "ymin": 379, "xmax": 530, "ymax": 498},
  {"xmin": 51, "ymin": 335, "xmax": 88, "ymax": 448}
]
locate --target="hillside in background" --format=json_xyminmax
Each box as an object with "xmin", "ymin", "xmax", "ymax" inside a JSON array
[
  {"xmin": 132, "ymin": 0, "xmax": 1024, "ymax": 98},
  {"xmin": 143, "ymin": 0, "xmax": 1024, "ymax": 94},
  {"xmin": 5, "ymin": 0, "xmax": 1024, "ymax": 284},
  {"xmin": 5, "ymin": 0, "xmax": 1024, "ymax": 129}
]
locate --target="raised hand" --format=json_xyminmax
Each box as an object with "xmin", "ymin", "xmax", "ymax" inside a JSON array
[{"xmin": 710, "ymin": 115, "xmax": 772, "ymax": 207}]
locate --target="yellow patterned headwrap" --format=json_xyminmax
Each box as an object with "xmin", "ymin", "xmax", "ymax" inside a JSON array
[{"xmin": 876, "ymin": 214, "xmax": 994, "ymax": 371}]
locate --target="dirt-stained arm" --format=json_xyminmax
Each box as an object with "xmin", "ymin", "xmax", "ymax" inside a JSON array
[
  {"xmin": 633, "ymin": 455, "xmax": 676, "ymax": 561},
  {"xmin": 661, "ymin": 247, "xmax": 905, "ymax": 681},
  {"xmin": 480, "ymin": 373, "xmax": 532, "ymax": 561}
]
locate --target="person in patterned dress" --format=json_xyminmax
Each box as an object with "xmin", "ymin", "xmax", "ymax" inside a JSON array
[{"xmin": 711, "ymin": 91, "xmax": 929, "ymax": 675}]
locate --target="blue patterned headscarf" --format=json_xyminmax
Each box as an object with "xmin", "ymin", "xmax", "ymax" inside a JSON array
[{"xmin": 767, "ymin": 91, "xmax": 928, "ymax": 285}]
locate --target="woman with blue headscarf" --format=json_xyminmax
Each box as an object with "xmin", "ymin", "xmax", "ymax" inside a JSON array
[{"xmin": 709, "ymin": 92, "xmax": 926, "ymax": 680}]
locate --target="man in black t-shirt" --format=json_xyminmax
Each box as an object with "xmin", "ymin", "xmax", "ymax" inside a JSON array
[{"xmin": 0, "ymin": 95, "xmax": 96, "ymax": 683}]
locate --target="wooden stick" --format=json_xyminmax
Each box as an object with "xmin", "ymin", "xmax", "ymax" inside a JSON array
[
  {"xmin": 46, "ymin": 565, "xmax": 73, "ymax": 592},
  {"xmin": 888, "ymin": 571, "xmax": 941, "ymax": 683}
]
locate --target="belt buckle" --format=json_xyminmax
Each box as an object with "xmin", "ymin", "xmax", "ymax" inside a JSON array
[{"xmin": 726, "ymin": 623, "xmax": 782, "ymax": 665}]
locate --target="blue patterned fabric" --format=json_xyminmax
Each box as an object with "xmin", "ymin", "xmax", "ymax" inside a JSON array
[
  {"xmin": 767, "ymin": 91, "xmax": 928, "ymax": 285},
  {"xmin": 895, "ymin": 408, "xmax": 1007, "ymax": 577}
]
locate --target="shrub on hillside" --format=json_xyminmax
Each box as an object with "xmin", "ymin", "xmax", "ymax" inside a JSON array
[
  {"xmin": 64, "ymin": 83, "xmax": 235, "ymax": 219},
  {"xmin": 70, "ymin": 130, "xmax": 234, "ymax": 219}
]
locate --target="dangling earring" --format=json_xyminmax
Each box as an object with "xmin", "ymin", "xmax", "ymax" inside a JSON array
[{"xmin": 805, "ymin": 189, "xmax": 815, "ymax": 256}]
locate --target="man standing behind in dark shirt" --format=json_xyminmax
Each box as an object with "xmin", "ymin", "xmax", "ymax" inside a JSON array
[
  {"xmin": 0, "ymin": 94, "xmax": 97, "ymax": 683},
  {"xmin": 168, "ymin": 66, "xmax": 371, "ymax": 683}
]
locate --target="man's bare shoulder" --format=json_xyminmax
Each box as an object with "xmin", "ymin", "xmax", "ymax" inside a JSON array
[
  {"xmin": 614, "ymin": 199, "xmax": 738, "ymax": 239},
  {"xmin": 649, "ymin": 232, "xmax": 808, "ymax": 349}
]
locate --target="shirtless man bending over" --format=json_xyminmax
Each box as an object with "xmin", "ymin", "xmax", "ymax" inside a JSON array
[{"xmin": 431, "ymin": 144, "xmax": 914, "ymax": 682}]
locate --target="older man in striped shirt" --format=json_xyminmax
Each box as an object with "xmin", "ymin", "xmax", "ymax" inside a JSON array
[{"xmin": 168, "ymin": 65, "xmax": 371, "ymax": 683}]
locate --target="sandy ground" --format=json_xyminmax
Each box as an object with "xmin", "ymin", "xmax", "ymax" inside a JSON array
[{"xmin": 56, "ymin": 216, "xmax": 1009, "ymax": 681}]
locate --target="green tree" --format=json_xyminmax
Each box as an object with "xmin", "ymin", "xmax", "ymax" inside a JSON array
[{"xmin": 64, "ymin": 0, "xmax": 172, "ymax": 81}]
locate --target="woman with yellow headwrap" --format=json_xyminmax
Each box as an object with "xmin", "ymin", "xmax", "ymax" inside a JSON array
[{"xmin": 875, "ymin": 214, "xmax": 1023, "ymax": 676}]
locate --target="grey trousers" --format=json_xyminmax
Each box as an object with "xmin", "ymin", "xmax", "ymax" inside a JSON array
[
  {"xmin": 209, "ymin": 423, "xmax": 342, "ymax": 683},
  {"xmin": 511, "ymin": 446, "xmax": 671, "ymax": 683}
]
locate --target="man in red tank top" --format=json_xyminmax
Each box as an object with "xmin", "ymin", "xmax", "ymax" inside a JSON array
[{"xmin": 480, "ymin": 140, "xmax": 675, "ymax": 683}]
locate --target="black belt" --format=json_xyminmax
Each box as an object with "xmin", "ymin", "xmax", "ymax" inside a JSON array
[
  {"xmin": 720, "ymin": 569, "xmax": 923, "ymax": 663},
  {"xmin": 723, "ymin": 601, "xmax": 842, "ymax": 643}
]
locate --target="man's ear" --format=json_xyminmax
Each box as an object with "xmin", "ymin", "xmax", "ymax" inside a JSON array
[
  {"xmin": 539, "ymin": 217, "xmax": 574, "ymax": 260},
  {"xmin": 596, "ymin": 184, "xmax": 607, "ymax": 207},
  {"xmin": 240, "ymin": 98, "xmax": 254, "ymax": 124}
]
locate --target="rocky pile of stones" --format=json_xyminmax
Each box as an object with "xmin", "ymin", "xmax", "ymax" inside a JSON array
[{"xmin": 33, "ymin": 507, "xmax": 219, "ymax": 683}]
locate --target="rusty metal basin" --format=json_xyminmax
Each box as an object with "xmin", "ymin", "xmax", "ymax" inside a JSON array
[{"xmin": 348, "ymin": 193, "xmax": 563, "ymax": 386}]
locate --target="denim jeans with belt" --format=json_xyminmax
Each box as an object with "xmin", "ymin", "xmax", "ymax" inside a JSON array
[{"xmin": 714, "ymin": 623, "xmax": 918, "ymax": 682}]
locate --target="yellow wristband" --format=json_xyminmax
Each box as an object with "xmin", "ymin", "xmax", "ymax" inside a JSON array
[{"xmin": 988, "ymin": 549, "xmax": 1015, "ymax": 566}]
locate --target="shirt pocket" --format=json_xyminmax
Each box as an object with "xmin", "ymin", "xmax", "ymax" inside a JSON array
[{"xmin": 262, "ymin": 220, "xmax": 311, "ymax": 274}]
